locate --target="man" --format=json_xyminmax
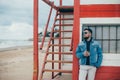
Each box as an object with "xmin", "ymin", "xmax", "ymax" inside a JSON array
[{"xmin": 76, "ymin": 28, "xmax": 103, "ymax": 80}]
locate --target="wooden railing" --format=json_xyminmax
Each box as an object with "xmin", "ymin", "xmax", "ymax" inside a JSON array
[
  {"xmin": 42, "ymin": 0, "xmax": 58, "ymax": 10},
  {"xmin": 40, "ymin": 6, "xmax": 53, "ymax": 50},
  {"xmin": 40, "ymin": 0, "xmax": 63, "ymax": 50}
]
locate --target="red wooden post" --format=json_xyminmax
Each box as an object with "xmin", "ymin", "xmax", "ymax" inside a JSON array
[
  {"xmin": 60, "ymin": 0, "xmax": 62, "ymax": 6},
  {"xmin": 52, "ymin": 32, "xmax": 55, "ymax": 78},
  {"xmin": 59, "ymin": 11, "xmax": 62, "ymax": 74},
  {"xmin": 72, "ymin": 0, "xmax": 80, "ymax": 80},
  {"xmin": 59, "ymin": 0, "xmax": 62, "ymax": 75},
  {"xmin": 33, "ymin": 0, "xmax": 39, "ymax": 80}
]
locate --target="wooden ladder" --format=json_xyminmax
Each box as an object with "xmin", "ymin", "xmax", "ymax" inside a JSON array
[{"xmin": 40, "ymin": 10, "xmax": 74, "ymax": 80}]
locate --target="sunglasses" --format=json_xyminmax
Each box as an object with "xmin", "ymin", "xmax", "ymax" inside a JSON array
[{"xmin": 84, "ymin": 32, "xmax": 88, "ymax": 34}]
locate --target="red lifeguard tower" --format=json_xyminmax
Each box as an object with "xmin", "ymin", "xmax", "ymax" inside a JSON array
[{"xmin": 33, "ymin": 0, "xmax": 120, "ymax": 80}]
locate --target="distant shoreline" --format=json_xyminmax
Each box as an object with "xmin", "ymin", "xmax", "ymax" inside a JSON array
[
  {"xmin": 0, "ymin": 41, "xmax": 48, "ymax": 52},
  {"xmin": 0, "ymin": 40, "xmax": 33, "ymax": 51},
  {"xmin": 0, "ymin": 45, "xmax": 33, "ymax": 52}
]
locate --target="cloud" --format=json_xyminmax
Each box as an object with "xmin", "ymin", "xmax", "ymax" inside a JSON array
[
  {"xmin": 0, "ymin": 22, "xmax": 44, "ymax": 40},
  {"xmin": 0, "ymin": 22, "xmax": 33, "ymax": 40},
  {"xmin": 0, "ymin": 0, "xmax": 32, "ymax": 10},
  {"xmin": 0, "ymin": 0, "xmax": 46, "ymax": 40},
  {"xmin": 0, "ymin": 0, "xmax": 73, "ymax": 26},
  {"xmin": 0, "ymin": 0, "xmax": 52, "ymax": 27},
  {"xmin": 0, "ymin": 0, "xmax": 33, "ymax": 25},
  {"xmin": 0, "ymin": 0, "xmax": 72, "ymax": 40}
]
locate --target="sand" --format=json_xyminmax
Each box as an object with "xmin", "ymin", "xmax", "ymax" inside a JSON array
[
  {"xmin": 0, "ymin": 46, "xmax": 33, "ymax": 80},
  {"xmin": 0, "ymin": 44, "xmax": 72, "ymax": 80}
]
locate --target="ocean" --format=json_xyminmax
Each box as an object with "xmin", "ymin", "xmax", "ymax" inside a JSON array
[{"xmin": 0, "ymin": 39, "xmax": 33, "ymax": 49}]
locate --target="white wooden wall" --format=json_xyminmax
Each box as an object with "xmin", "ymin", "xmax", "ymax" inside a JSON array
[{"xmin": 80, "ymin": 18, "xmax": 120, "ymax": 66}]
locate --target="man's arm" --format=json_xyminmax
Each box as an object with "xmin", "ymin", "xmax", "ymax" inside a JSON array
[
  {"xmin": 76, "ymin": 44, "xmax": 86, "ymax": 59},
  {"xmin": 95, "ymin": 43, "xmax": 103, "ymax": 68}
]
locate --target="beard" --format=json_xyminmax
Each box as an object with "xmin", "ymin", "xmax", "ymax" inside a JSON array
[{"xmin": 84, "ymin": 37, "xmax": 89, "ymax": 40}]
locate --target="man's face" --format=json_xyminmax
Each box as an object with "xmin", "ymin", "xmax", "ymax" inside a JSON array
[{"xmin": 83, "ymin": 30, "xmax": 91, "ymax": 39}]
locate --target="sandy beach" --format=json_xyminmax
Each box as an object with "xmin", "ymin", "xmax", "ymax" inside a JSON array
[
  {"xmin": 0, "ymin": 43, "xmax": 72, "ymax": 80},
  {"xmin": 0, "ymin": 46, "xmax": 33, "ymax": 80}
]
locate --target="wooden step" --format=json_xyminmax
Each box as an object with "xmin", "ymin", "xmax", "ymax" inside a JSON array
[
  {"xmin": 43, "ymin": 69, "xmax": 72, "ymax": 73},
  {"xmin": 49, "ymin": 44, "xmax": 71, "ymax": 46},
  {"xmin": 58, "ymin": 6, "xmax": 74, "ymax": 13},
  {"xmin": 54, "ymin": 24, "xmax": 73, "ymax": 26},
  {"xmin": 51, "ymin": 37, "xmax": 72, "ymax": 39},
  {"xmin": 53, "ymin": 30, "xmax": 72, "ymax": 32},
  {"xmin": 45, "ymin": 60, "xmax": 73, "ymax": 63},
  {"xmin": 57, "ymin": 12, "xmax": 73, "ymax": 15},
  {"xmin": 47, "ymin": 52, "xmax": 72, "ymax": 55},
  {"xmin": 56, "ymin": 18, "xmax": 73, "ymax": 21}
]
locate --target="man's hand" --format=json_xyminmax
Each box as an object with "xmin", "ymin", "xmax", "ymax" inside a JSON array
[{"xmin": 84, "ymin": 51, "xmax": 90, "ymax": 57}]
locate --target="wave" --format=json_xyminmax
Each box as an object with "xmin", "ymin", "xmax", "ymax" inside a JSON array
[{"xmin": 0, "ymin": 39, "xmax": 33, "ymax": 49}]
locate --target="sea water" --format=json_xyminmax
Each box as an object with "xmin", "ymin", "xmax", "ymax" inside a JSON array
[{"xmin": 0, "ymin": 39, "xmax": 33, "ymax": 49}]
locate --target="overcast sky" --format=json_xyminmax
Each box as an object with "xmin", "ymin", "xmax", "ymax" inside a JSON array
[
  {"xmin": 0, "ymin": 0, "xmax": 49, "ymax": 40},
  {"xmin": 0, "ymin": 0, "xmax": 73, "ymax": 40}
]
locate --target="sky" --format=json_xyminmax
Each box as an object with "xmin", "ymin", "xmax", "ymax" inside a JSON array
[{"xmin": 0, "ymin": 0, "xmax": 73, "ymax": 40}]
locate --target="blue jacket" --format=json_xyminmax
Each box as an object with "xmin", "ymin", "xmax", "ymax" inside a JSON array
[{"xmin": 76, "ymin": 38, "xmax": 103, "ymax": 68}]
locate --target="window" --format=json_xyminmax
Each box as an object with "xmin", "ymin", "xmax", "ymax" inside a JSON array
[{"xmin": 82, "ymin": 25, "xmax": 120, "ymax": 54}]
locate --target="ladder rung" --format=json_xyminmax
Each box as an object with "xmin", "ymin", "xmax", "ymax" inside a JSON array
[
  {"xmin": 45, "ymin": 60, "xmax": 73, "ymax": 63},
  {"xmin": 49, "ymin": 44, "xmax": 71, "ymax": 46},
  {"xmin": 47, "ymin": 52, "xmax": 72, "ymax": 55},
  {"xmin": 43, "ymin": 69, "xmax": 72, "ymax": 73},
  {"xmin": 54, "ymin": 30, "xmax": 72, "ymax": 32},
  {"xmin": 51, "ymin": 37, "xmax": 72, "ymax": 39},
  {"xmin": 54, "ymin": 24, "xmax": 73, "ymax": 26},
  {"xmin": 56, "ymin": 18, "xmax": 73, "ymax": 20}
]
